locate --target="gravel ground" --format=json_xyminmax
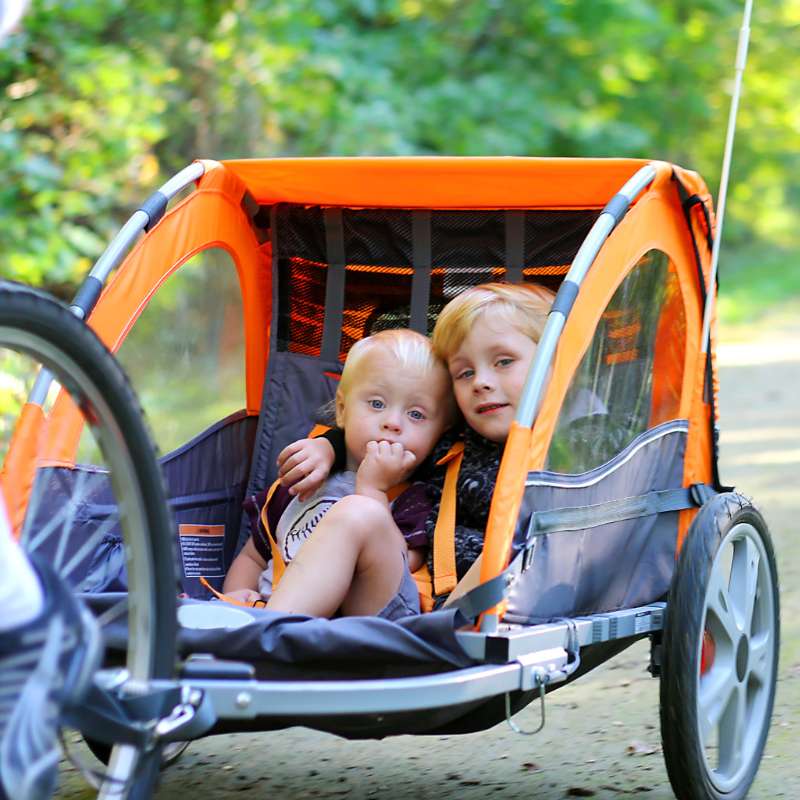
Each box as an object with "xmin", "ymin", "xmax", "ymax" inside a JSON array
[{"xmin": 55, "ymin": 322, "xmax": 799, "ymax": 800}]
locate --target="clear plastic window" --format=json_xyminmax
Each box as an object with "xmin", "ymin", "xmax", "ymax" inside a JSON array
[
  {"xmin": 547, "ymin": 250, "xmax": 685, "ymax": 474},
  {"xmin": 114, "ymin": 248, "xmax": 246, "ymax": 454}
]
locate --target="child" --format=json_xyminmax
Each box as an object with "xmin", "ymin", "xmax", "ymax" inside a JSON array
[
  {"xmin": 283, "ymin": 282, "xmax": 555, "ymax": 610},
  {"xmin": 424, "ymin": 281, "xmax": 554, "ymax": 606},
  {"xmin": 222, "ymin": 329, "xmax": 455, "ymax": 619}
]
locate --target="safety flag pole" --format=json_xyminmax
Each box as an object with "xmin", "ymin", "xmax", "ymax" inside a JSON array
[{"xmin": 701, "ymin": 0, "xmax": 754, "ymax": 352}]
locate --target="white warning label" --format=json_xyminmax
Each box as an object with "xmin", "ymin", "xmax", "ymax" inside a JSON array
[{"xmin": 179, "ymin": 524, "xmax": 225, "ymax": 578}]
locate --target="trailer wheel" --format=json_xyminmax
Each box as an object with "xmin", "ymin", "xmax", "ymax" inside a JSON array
[{"xmin": 660, "ymin": 492, "xmax": 779, "ymax": 800}]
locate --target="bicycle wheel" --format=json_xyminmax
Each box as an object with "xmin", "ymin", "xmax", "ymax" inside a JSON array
[{"xmin": 0, "ymin": 282, "xmax": 177, "ymax": 798}]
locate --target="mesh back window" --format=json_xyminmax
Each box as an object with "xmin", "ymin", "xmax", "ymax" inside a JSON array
[{"xmin": 271, "ymin": 205, "xmax": 601, "ymax": 360}]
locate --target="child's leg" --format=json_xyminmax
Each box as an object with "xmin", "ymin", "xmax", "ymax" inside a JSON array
[{"xmin": 266, "ymin": 495, "xmax": 406, "ymax": 618}]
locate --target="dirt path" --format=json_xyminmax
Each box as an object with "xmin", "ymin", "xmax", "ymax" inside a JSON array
[{"xmin": 57, "ymin": 323, "xmax": 799, "ymax": 800}]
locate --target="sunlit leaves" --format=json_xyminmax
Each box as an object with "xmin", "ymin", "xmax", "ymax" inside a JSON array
[{"xmin": 0, "ymin": 0, "xmax": 797, "ymax": 293}]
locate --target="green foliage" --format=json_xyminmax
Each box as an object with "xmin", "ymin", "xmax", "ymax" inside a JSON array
[
  {"xmin": 1, "ymin": 0, "xmax": 798, "ymax": 311},
  {"xmin": 718, "ymin": 241, "xmax": 800, "ymax": 325}
]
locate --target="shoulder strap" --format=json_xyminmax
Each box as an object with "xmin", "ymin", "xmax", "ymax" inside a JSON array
[
  {"xmin": 259, "ymin": 478, "xmax": 286, "ymax": 586},
  {"xmin": 412, "ymin": 563, "xmax": 435, "ymax": 613},
  {"xmin": 432, "ymin": 441, "xmax": 464, "ymax": 596}
]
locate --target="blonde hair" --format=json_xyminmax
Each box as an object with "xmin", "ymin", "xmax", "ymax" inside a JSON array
[
  {"xmin": 331, "ymin": 328, "xmax": 457, "ymax": 427},
  {"xmin": 338, "ymin": 329, "xmax": 433, "ymax": 395},
  {"xmin": 432, "ymin": 282, "xmax": 556, "ymax": 362}
]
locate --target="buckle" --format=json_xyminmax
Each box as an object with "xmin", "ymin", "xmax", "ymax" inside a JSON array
[{"xmin": 689, "ymin": 483, "xmax": 716, "ymax": 507}]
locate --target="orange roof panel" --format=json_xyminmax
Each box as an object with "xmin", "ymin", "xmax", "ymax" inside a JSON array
[{"xmin": 220, "ymin": 156, "xmax": 655, "ymax": 209}]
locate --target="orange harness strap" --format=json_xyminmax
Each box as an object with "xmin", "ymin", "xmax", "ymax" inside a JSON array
[
  {"xmin": 432, "ymin": 441, "xmax": 464, "ymax": 597},
  {"xmin": 259, "ymin": 424, "xmax": 333, "ymax": 586},
  {"xmin": 259, "ymin": 478, "xmax": 287, "ymax": 584},
  {"xmin": 199, "ymin": 577, "xmax": 267, "ymax": 608}
]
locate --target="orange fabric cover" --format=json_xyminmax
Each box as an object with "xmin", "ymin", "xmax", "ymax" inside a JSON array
[
  {"xmin": 478, "ymin": 421, "xmax": 533, "ymax": 623},
  {"xmin": 432, "ymin": 441, "xmax": 465, "ymax": 596},
  {"xmin": 526, "ymin": 164, "xmax": 714, "ymax": 568},
  {"xmin": 222, "ymin": 157, "xmax": 652, "ymax": 210},
  {"xmin": 0, "ymin": 403, "xmax": 46, "ymax": 539},
  {"xmin": 649, "ymin": 264, "xmax": 687, "ymax": 428},
  {"xmin": 9, "ymin": 156, "xmax": 715, "ymax": 607}
]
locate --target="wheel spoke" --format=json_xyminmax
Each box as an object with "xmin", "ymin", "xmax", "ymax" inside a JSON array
[
  {"xmin": 94, "ymin": 596, "xmax": 129, "ymax": 630},
  {"xmin": 54, "ymin": 469, "xmax": 90, "ymax": 570},
  {"xmin": 748, "ymin": 634, "xmax": 772, "ymax": 687},
  {"xmin": 699, "ymin": 668, "xmax": 738, "ymax": 746},
  {"xmin": 24, "ymin": 469, "xmax": 107, "ymax": 558},
  {"xmin": 60, "ymin": 510, "xmax": 120, "ymax": 583},
  {"xmin": 706, "ymin": 565, "xmax": 738, "ymax": 646},
  {"xmin": 730, "ymin": 535, "xmax": 760, "ymax": 634},
  {"xmin": 718, "ymin": 683, "xmax": 747, "ymax": 777}
]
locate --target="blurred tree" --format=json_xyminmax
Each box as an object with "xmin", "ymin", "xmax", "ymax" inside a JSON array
[{"xmin": 0, "ymin": 0, "xmax": 796, "ymax": 291}]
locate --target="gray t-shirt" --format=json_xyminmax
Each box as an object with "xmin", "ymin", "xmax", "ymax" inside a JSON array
[{"xmin": 258, "ymin": 471, "xmax": 356, "ymax": 595}]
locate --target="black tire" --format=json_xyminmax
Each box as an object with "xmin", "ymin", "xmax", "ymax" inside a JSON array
[
  {"xmin": 660, "ymin": 492, "xmax": 779, "ymax": 800},
  {"xmin": 0, "ymin": 282, "xmax": 177, "ymax": 797}
]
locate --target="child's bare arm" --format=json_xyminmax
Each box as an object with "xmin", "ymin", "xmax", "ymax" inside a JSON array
[
  {"xmin": 223, "ymin": 536, "xmax": 267, "ymax": 594},
  {"xmin": 355, "ymin": 440, "xmax": 416, "ymax": 504},
  {"xmin": 277, "ymin": 437, "xmax": 336, "ymax": 501}
]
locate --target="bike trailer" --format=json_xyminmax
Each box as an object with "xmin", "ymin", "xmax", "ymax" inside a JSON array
[{"xmin": 1, "ymin": 157, "xmax": 779, "ymax": 800}]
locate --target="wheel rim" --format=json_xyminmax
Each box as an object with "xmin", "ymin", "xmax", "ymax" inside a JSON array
[{"xmin": 696, "ymin": 521, "xmax": 777, "ymax": 792}]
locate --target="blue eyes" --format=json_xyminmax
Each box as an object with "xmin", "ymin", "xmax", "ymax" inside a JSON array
[
  {"xmin": 367, "ymin": 399, "xmax": 425, "ymax": 421},
  {"xmin": 454, "ymin": 358, "xmax": 514, "ymax": 380}
]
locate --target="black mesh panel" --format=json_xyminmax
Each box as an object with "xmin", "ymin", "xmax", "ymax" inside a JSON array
[{"xmin": 271, "ymin": 205, "xmax": 601, "ymax": 359}]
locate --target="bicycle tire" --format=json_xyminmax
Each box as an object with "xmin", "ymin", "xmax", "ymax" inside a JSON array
[{"xmin": 0, "ymin": 281, "xmax": 177, "ymax": 798}]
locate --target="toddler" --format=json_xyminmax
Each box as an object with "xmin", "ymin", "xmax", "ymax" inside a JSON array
[{"xmin": 223, "ymin": 329, "xmax": 455, "ymax": 619}]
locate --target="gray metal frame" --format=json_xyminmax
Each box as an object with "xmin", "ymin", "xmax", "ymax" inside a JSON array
[
  {"xmin": 84, "ymin": 162, "xmax": 206, "ymax": 292},
  {"xmin": 115, "ymin": 602, "xmax": 665, "ymax": 722}
]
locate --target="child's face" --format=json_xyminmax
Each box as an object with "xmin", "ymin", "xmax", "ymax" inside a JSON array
[
  {"xmin": 336, "ymin": 349, "xmax": 452, "ymax": 474},
  {"xmin": 447, "ymin": 312, "xmax": 537, "ymax": 443}
]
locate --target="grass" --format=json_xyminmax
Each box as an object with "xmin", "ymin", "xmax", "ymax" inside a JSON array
[{"xmin": 717, "ymin": 242, "xmax": 800, "ymax": 330}]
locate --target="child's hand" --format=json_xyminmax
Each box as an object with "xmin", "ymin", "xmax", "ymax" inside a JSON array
[
  {"xmin": 356, "ymin": 440, "xmax": 416, "ymax": 497},
  {"xmin": 224, "ymin": 588, "xmax": 265, "ymax": 605},
  {"xmin": 277, "ymin": 437, "xmax": 335, "ymax": 501}
]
